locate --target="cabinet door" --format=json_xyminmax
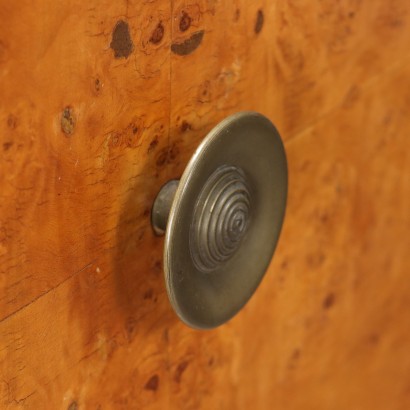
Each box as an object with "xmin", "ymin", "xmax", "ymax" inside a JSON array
[{"xmin": 1, "ymin": 1, "xmax": 409, "ymax": 409}]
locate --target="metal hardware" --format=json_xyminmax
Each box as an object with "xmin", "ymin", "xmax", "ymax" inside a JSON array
[{"xmin": 151, "ymin": 112, "xmax": 287, "ymax": 329}]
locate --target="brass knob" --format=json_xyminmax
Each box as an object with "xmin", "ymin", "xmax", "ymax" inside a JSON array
[{"xmin": 152, "ymin": 112, "xmax": 287, "ymax": 329}]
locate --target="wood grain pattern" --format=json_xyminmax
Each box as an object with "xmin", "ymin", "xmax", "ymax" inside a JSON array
[{"xmin": 0, "ymin": 0, "xmax": 409, "ymax": 408}]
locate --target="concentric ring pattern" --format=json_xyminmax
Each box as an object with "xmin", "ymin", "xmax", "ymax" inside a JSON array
[{"xmin": 190, "ymin": 165, "xmax": 252, "ymax": 272}]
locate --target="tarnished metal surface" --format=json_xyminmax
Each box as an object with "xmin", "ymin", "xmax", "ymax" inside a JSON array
[{"xmin": 153, "ymin": 112, "xmax": 288, "ymax": 329}]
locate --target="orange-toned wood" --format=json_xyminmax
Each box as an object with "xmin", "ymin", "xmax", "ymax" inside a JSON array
[{"xmin": 1, "ymin": 0, "xmax": 409, "ymax": 408}]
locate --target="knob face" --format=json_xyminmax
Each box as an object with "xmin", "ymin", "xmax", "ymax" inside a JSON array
[
  {"xmin": 163, "ymin": 112, "xmax": 287, "ymax": 329},
  {"xmin": 190, "ymin": 165, "xmax": 252, "ymax": 273}
]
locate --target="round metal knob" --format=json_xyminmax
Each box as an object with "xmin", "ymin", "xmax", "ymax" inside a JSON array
[{"xmin": 151, "ymin": 112, "xmax": 287, "ymax": 329}]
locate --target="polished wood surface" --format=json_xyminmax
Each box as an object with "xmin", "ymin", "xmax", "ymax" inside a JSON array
[{"xmin": 1, "ymin": 0, "xmax": 409, "ymax": 408}]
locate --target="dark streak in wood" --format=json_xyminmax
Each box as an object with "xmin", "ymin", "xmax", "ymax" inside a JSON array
[
  {"xmin": 145, "ymin": 374, "xmax": 159, "ymax": 391},
  {"xmin": 171, "ymin": 31, "xmax": 204, "ymax": 56},
  {"xmin": 255, "ymin": 9, "xmax": 264, "ymax": 34},
  {"xmin": 179, "ymin": 12, "xmax": 192, "ymax": 32},
  {"xmin": 150, "ymin": 22, "xmax": 164, "ymax": 44},
  {"xmin": 110, "ymin": 20, "xmax": 134, "ymax": 58}
]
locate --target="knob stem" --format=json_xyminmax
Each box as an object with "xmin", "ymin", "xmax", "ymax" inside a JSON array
[{"xmin": 151, "ymin": 180, "xmax": 179, "ymax": 236}]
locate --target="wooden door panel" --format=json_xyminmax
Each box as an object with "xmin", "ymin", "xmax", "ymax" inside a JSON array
[{"xmin": 0, "ymin": 0, "xmax": 409, "ymax": 409}]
